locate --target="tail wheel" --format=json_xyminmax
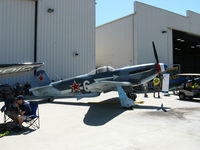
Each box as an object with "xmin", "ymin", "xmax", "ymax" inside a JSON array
[
  {"xmin": 179, "ymin": 93, "xmax": 185, "ymax": 100},
  {"xmin": 189, "ymin": 97, "xmax": 193, "ymax": 100}
]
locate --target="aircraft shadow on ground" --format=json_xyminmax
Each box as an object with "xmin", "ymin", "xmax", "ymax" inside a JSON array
[
  {"xmin": 51, "ymin": 98, "xmax": 125, "ymax": 126},
  {"xmin": 83, "ymin": 98, "xmax": 125, "ymax": 126},
  {"xmin": 176, "ymin": 98, "xmax": 200, "ymax": 103},
  {"xmin": 133, "ymin": 105, "xmax": 170, "ymax": 110},
  {"xmin": 50, "ymin": 97, "xmax": 170, "ymax": 126}
]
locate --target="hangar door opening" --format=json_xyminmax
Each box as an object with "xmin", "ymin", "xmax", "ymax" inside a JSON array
[{"xmin": 173, "ymin": 30, "xmax": 200, "ymax": 73}]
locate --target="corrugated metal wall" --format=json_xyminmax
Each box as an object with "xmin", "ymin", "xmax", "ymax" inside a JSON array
[
  {"xmin": 0, "ymin": 0, "xmax": 35, "ymax": 84},
  {"xmin": 0, "ymin": 0, "xmax": 95, "ymax": 84},
  {"xmin": 96, "ymin": 15, "xmax": 134, "ymax": 68},
  {"xmin": 37, "ymin": 0, "xmax": 95, "ymax": 80}
]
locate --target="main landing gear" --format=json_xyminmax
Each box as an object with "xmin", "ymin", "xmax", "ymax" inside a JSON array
[{"xmin": 117, "ymin": 86, "xmax": 136, "ymax": 109}]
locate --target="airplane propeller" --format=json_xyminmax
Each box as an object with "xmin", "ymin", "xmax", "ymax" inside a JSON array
[{"xmin": 152, "ymin": 41, "xmax": 159, "ymax": 64}]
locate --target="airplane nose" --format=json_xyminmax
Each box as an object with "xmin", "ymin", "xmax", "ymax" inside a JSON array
[{"xmin": 159, "ymin": 63, "xmax": 167, "ymax": 72}]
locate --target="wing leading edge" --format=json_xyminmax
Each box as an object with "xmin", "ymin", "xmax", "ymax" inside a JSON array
[{"xmin": 0, "ymin": 62, "xmax": 43, "ymax": 78}]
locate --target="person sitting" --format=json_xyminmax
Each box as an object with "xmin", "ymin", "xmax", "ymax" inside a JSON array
[
  {"xmin": 16, "ymin": 95, "xmax": 32, "ymax": 128},
  {"xmin": 1, "ymin": 94, "xmax": 20, "ymax": 121},
  {"xmin": 185, "ymin": 81, "xmax": 193, "ymax": 90},
  {"xmin": 0, "ymin": 94, "xmax": 26, "ymax": 131}
]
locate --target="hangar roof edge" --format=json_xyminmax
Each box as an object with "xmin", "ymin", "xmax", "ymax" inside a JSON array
[
  {"xmin": 96, "ymin": 14, "xmax": 134, "ymax": 29},
  {"xmin": 97, "ymin": 1, "xmax": 200, "ymax": 29},
  {"xmin": 134, "ymin": 1, "xmax": 200, "ymax": 18}
]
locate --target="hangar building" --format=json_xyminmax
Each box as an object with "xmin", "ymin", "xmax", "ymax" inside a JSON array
[
  {"xmin": 96, "ymin": 2, "xmax": 200, "ymax": 73},
  {"xmin": 0, "ymin": 0, "xmax": 95, "ymax": 84}
]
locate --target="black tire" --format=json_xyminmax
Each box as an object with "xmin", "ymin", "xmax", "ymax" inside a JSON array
[
  {"xmin": 127, "ymin": 93, "xmax": 137, "ymax": 101},
  {"xmin": 189, "ymin": 97, "xmax": 193, "ymax": 100},
  {"xmin": 179, "ymin": 92, "xmax": 185, "ymax": 100},
  {"xmin": 47, "ymin": 97, "xmax": 54, "ymax": 102}
]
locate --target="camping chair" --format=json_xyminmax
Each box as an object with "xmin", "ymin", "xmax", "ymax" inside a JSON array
[
  {"xmin": 1, "ymin": 101, "xmax": 13, "ymax": 123},
  {"xmin": 3, "ymin": 110, "xmax": 11, "ymax": 124},
  {"xmin": 23, "ymin": 102, "xmax": 40, "ymax": 129},
  {"xmin": 3, "ymin": 101, "xmax": 40, "ymax": 130}
]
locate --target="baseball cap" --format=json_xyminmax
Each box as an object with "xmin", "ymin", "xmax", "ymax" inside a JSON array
[{"xmin": 16, "ymin": 95, "xmax": 24, "ymax": 100}]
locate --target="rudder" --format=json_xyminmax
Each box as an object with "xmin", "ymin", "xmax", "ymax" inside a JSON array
[{"xmin": 31, "ymin": 70, "xmax": 51, "ymax": 87}]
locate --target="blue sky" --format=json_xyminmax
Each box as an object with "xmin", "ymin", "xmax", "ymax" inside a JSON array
[{"xmin": 96, "ymin": 0, "xmax": 200, "ymax": 26}]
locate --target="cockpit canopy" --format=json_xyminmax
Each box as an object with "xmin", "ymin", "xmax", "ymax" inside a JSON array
[{"xmin": 88, "ymin": 66, "xmax": 115, "ymax": 75}]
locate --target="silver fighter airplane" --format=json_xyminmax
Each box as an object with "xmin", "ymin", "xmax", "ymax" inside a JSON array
[{"xmin": 30, "ymin": 42, "xmax": 167, "ymax": 108}]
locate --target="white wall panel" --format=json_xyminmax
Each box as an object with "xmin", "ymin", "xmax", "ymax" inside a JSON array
[
  {"xmin": 96, "ymin": 15, "xmax": 134, "ymax": 68},
  {"xmin": 134, "ymin": 2, "xmax": 200, "ymax": 67},
  {"xmin": 37, "ymin": 0, "xmax": 95, "ymax": 80},
  {"xmin": 0, "ymin": 0, "xmax": 35, "ymax": 84}
]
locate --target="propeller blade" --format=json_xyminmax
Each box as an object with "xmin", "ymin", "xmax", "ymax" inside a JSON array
[{"xmin": 152, "ymin": 41, "xmax": 159, "ymax": 64}]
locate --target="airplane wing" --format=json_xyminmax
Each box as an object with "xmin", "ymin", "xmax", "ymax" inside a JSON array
[
  {"xmin": 86, "ymin": 81, "xmax": 133, "ymax": 92},
  {"xmin": 96, "ymin": 81, "xmax": 132, "ymax": 87},
  {"xmin": 177, "ymin": 73, "xmax": 200, "ymax": 76},
  {"xmin": 0, "ymin": 62, "xmax": 43, "ymax": 78}
]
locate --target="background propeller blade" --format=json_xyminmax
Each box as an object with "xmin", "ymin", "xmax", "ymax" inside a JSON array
[{"xmin": 152, "ymin": 41, "xmax": 159, "ymax": 64}]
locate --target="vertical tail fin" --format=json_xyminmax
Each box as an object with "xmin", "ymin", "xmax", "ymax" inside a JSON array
[{"xmin": 31, "ymin": 70, "xmax": 51, "ymax": 87}]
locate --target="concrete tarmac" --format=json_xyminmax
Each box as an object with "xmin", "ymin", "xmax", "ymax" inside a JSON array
[{"xmin": 1, "ymin": 92, "xmax": 200, "ymax": 150}]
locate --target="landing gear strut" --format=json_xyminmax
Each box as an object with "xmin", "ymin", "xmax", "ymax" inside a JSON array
[{"xmin": 117, "ymin": 86, "xmax": 136, "ymax": 109}]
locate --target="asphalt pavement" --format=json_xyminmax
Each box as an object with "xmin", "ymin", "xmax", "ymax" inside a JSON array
[{"xmin": 1, "ymin": 92, "xmax": 200, "ymax": 150}]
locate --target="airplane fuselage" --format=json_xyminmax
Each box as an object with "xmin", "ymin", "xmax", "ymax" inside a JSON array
[{"xmin": 30, "ymin": 63, "xmax": 166, "ymax": 99}]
